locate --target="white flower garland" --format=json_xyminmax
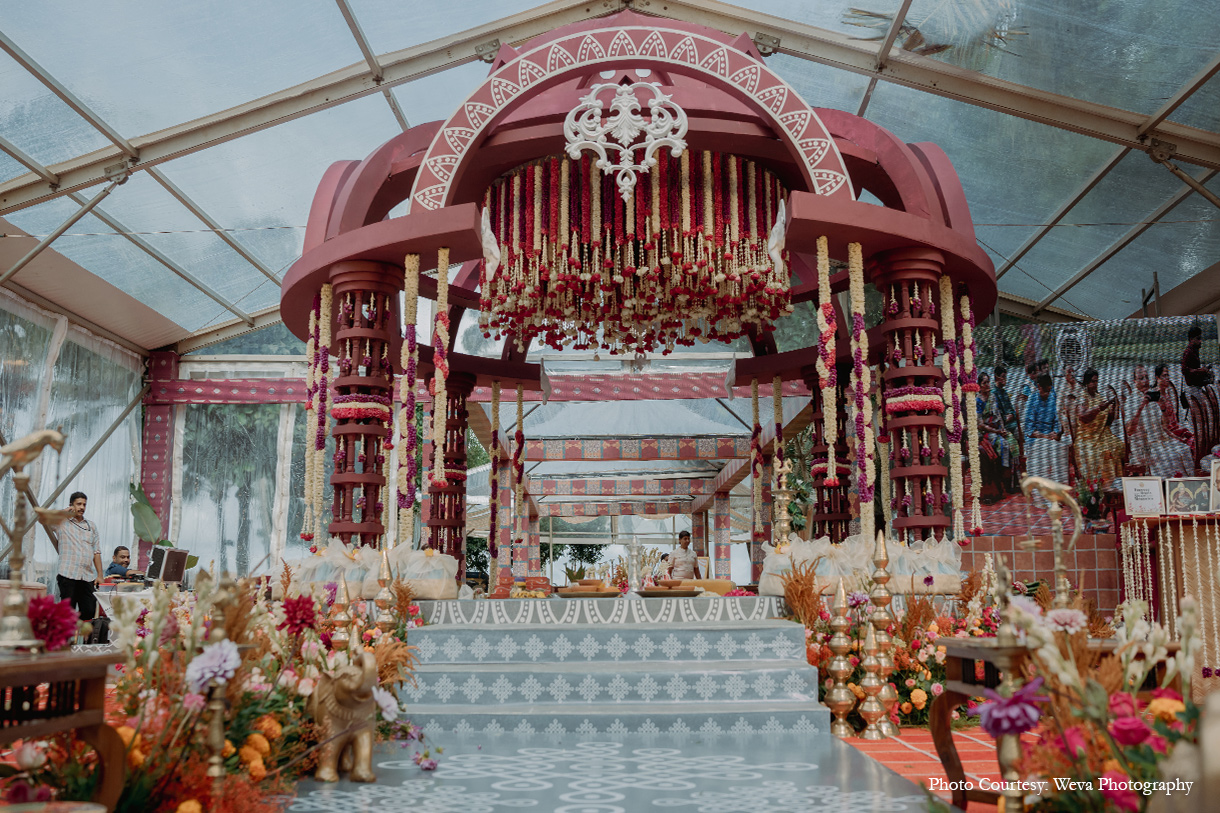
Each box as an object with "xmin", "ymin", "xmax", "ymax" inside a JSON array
[
  {"xmin": 302, "ymin": 306, "xmax": 317, "ymax": 537},
  {"xmin": 960, "ymin": 293, "xmax": 982, "ymax": 533},
  {"xmin": 515, "ymin": 384, "xmax": 525, "ymax": 546},
  {"xmin": 938, "ymin": 277, "xmax": 964, "ymax": 540},
  {"xmin": 1205, "ymin": 519, "xmax": 1219, "ymax": 668},
  {"xmin": 752, "ymin": 378, "xmax": 762, "ymax": 535},
  {"xmin": 430, "ymin": 248, "xmax": 450, "ymax": 487},
  {"xmin": 316, "ymin": 283, "xmax": 333, "ymax": 542},
  {"xmin": 772, "ymin": 374, "xmax": 784, "ymax": 481},
  {"xmin": 1121, "ymin": 522, "xmax": 1136, "ymax": 605},
  {"xmin": 879, "ymin": 421, "xmax": 891, "ymax": 530},
  {"xmin": 398, "ymin": 254, "xmax": 420, "ymax": 546},
  {"xmin": 814, "ymin": 235, "xmax": 838, "ymax": 485},
  {"xmin": 847, "ymin": 242, "xmax": 874, "ymax": 544}
]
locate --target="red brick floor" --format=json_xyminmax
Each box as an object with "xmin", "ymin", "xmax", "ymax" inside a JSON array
[{"xmin": 845, "ymin": 726, "xmax": 1033, "ymax": 812}]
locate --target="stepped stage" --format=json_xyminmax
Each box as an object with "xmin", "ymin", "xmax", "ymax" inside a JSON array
[{"xmin": 291, "ymin": 596, "xmax": 934, "ymax": 812}]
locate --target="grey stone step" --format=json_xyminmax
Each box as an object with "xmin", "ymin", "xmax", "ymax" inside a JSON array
[
  {"xmin": 407, "ymin": 700, "xmax": 832, "ymax": 737},
  {"xmin": 417, "ymin": 595, "xmax": 786, "ymax": 626},
  {"xmin": 403, "ymin": 660, "xmax": 818, "ymax": 706},
  {"xmin": 408, "ymin": 620, "xmax": 806, "ymax": 665}
]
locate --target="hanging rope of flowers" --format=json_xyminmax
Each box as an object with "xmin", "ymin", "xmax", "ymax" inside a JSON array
[
  {"xmin": 430, "ymin": 248, "xmax": 451, "ymax": 488},
  {"xmin": 939, "ymin": 276, "xmax": 965, "ymax": 540},
  {"xmin": 959, "ymin": 289, "xmax": 983, "ymax": 535},
  {"xmin": 489, "ymin": 381, "xmax": 501, "ymax": 561},
  {"xmin": 478, "ymin": 151, "xmax": 791, "ymax": 355},
  {"xmin": 315, "ymin": 283, "xmax": 333, "ymax": 543},
  {"xmin": 397, "ymin": 254, "xmax": 420, "ymax": 546},
  {"xmin": 772, "ymin": 374, "xmax": 784, "ymax": 476},
  {"xmin": 847, "ymin": 242, "xmax": 874, "ymax": 543},
  {"xmin": 751, "ymin": 378, "xmax": 763, "ymax": 538},
  {"xmin": 301, "ymin": 296, "xmax": 319, "ymax": 545},
  {"xmin": 514, "ymin": 384, "xmax": 525, "ymax": 555},
  {"xmin": 814, "ymin": 235, "xmax": 839, "ymax": 486}
]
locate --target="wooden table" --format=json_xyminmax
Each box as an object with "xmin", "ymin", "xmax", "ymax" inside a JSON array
[{"xmin": 0, "ymin": 651, "xmax": 124, "ymax": 811}]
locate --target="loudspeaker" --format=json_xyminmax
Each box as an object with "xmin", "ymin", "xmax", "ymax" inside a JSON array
[{"xmin": 148, "ymin": 546, "xmax": 190, "ymax": 583}]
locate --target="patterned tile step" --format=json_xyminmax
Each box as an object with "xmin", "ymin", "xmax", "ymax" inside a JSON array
[
  {"xmin": 405, "ymin": 700, "xmax": 832, "ymax": 737},
  {"xmin": 408, "ymin": 619, "xmax": 806, "ymax": 665},
  {"xmin": 403, "ymin": 660, "xmax": 819, "ymax": 706},
  {"xmin": 417, "ymin": 595, "xmax": 786, "ymax": 625}
]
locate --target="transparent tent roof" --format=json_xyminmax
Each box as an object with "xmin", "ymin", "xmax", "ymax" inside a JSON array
[{"xmin": 3, "ymin": 0, "xmax": 1220, "ymax": 353}]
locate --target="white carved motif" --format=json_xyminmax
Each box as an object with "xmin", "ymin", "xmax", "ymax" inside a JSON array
[{"xmin": 563, "ymin": 81, "xmax": 688, "ymax": 203}]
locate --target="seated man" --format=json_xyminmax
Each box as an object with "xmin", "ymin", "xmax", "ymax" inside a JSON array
[{"xmin": 104, "ymin": 545, "xmax": 142, "ymax": 579}]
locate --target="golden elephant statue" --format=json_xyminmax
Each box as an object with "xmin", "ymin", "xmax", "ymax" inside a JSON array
[{"xmin": 309, "ymin": 649, "xmax": 379, "ymax": 782}]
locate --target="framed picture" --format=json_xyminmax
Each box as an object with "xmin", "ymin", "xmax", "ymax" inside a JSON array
[
  {"xmin": 1165, "ymin": 477, "xmax": 1211, "ymax": 515},
  {"xmin": 1211, "ymin": 459, "xmax": 1220, "ymax": 513},
  {"xmin": 1122, "ymin": 477, "xmax": 1165, "ymax": 517},
  {"xmin": 696, "ymin": 556, "xmax": 710, "ymax": 580}
]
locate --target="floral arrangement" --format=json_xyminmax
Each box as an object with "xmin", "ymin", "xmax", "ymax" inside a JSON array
[
  {"xmin": 959, "ymin": 290, "xmax": 983, "ymax": 534},
  {"xmin": 1, "ymin": 572, "xmax": 427, "ymax": 811},
  {"xmin": 884, "ymin": 385, "xmax": 947, "ymax": 415},
  {"xmin": 513, "ymin": 384, "xmax": 525, "ymax": 564},
  {"xmin": 938, "ymin": 276, "xmax": 964, "ymax": 539},
  {"xmin": 814, "ymin": 235, "xmax": 839, "ymax": 486},
  {"xmin": 846, "ymin": 242, "xmax": 874, "ymax": 543},
  {"xmin": 488, "ymin": 381, "xmax": 501, "ymax": 561},
  {"xmin": 430, "ymin": 247, "xmax": 451, "ymax": 488},
  {"xmin": 27, "ymin": 594, "xmax": 83, "ymax": 651},
  {"xmin": 398, "ymin": 254, "xmax": 421, "ymax": 546},
  {"xmin": 478, "ymin": 151, "xmax": 791, "ymax": 355}
]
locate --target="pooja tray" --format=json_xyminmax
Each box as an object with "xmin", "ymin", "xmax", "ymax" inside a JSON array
[
  {"xmin": 557, "ymin": 590, "xmax": 621, "ymax": 598},
  {"xmin": 637, "ymin": 588, "xmax": 701, "ymax": 598}
]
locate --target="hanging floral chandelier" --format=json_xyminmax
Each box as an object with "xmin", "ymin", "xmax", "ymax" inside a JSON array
[{"xmin": 477, "ymin": 149, "xmax": 793, "ymax": 354}]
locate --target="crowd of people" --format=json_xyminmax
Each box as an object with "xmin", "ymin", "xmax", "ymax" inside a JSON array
[{"xmin": 974, "ymin": 326, "xmax": 1211, "ymax": 502}]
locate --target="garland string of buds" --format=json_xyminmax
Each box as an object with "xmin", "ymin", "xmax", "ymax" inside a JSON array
[
  {"xmin": 301, "ymin": 298, "xmax": 318, "ymax": 542},
  {"xmin": 751, "ymin": 378, "xmax": 763, "ymax": 536},
  {"xmin": 878, "ymin": 408, "xmax": 892, "ymax": 530},
  {"xmin": 315, "ymin": 283, "xmax": 333, "ymax": 542},
  {"xmin": 938, "ymin": 277, "xmax": 964, "ymax": 539},
  {"xmin": 480, "ymin": 152, "xmax": 792, "ymax": 355},
  {"xmin": 847, "ymin": 242, "xmax": 874, "ymax": 543},
  {"xmin": 772, "ymin": 375, "xmax": 784, "ymax": 478},
  {"xmin": 489, "ymin": 381, "xmax": 501, "ymax": 561},
  {"xmin": 959, "ymin": 291, "xmax": 982, "ymax": 534},
  {"xmin": 1205, "ymin": 517, "xmax": 1219, "ymax": 661},
  {"xmin": 514, "ymin": 385, "xmax": 525, "ymax": 551},
  {"xmin": 1121, "ymin": 523, "xmax": 1135, "ymax": 605},
  {"xmin": 398, "ymin": 254, "xmax": 420, "ymax": 546},
  {"xmin": 430, "ymin": 248, "xmax": 451, "ymax": 487},
  {"xmin": 814, "ymin": 235, "xmax": 839, "ymax": 486}
]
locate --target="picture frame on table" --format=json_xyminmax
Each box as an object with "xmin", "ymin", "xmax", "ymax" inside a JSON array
[
  {"xmin": 1211, "ymin": 459, "xmax": 1220, "ymax": 513},
  {"xmin": 1165, "ymin": 477, "xmax": 1211, "ymax": 515},
  {"xmin": 1121, "ymin": 477, "xmax": 1165, "ymax": 517}
]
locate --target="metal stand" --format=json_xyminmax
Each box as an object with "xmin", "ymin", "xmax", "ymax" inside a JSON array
[
  {"xmin": 825, "ymin": 579, "xmax": 857, "ymax": 737},
  {"xmin": 870, "ymin": 531, "xmax": 898, "ymax": 737}
]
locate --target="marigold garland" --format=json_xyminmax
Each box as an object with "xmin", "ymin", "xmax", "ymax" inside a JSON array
[
  {"xmin": 751, "ymin": 378, "xmax": 763, "ymax": 537},
  {"xmin": 315, "ymin": 283, "xmax": 333, "ymax": 542},
  {"xmin": 430, "ymin": 248, "xmax": 450, "ymax": 488},
  {"xmin": 939, "ymin": 276, "xmax": 964, "ymax": 539},
  {"xmin": 398, "ymin": 254, "xmax": 420, "ymax": 546},
  {"xmin": 489, "ymin": 381, "xmax": 501, "ymax": 561},
  {"xmin": 847, "ymin": 242, "xmax": 874, "ymax": 543},
  {"xmin": 479, "ymin": 151, "xmax": 791, "ymax": 355},
  {"xmin": 814, "ymin": 235, "xmax": 839, "ymax": 486},
  {"xmin": 960, "ymin": 290, "xmax": 983, "ymax": 535}
]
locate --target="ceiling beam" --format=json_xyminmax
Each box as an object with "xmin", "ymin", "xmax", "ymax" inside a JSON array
[
  {"xmin": 333, "ymin": 0, "xmax": 412, "ymax": 131},
  {"xmin": 855, "ymin": 0, "xmax": 914, "ymax": 118},
  {"xmin": 174, "ymin": 305, "xmax": 283, "ymax": 353},
  {"xmin": 2, "ymin": 280, "xmax": 149, "ymax": 355},
  {"xmin": 68, "ymin": 192, "xmax": 256, "ymax": 326},
  {"xmin": 1138, "ymin": 52, "xmax": 1220, "ymax": 137},
  {"xmin": 0, "ymin": 0, "xmax": 628, "ymax": 214},
  {"xmin": 0, "ymin": 29, "xmax": 138, "ymax": 158},
  {"xmin": 0, "ymin": 134, "xmax": 59, "ymax": 185},
  {"xmin": 1033, "ymin": 166, "xmax": 1220, "ymax": 314}
]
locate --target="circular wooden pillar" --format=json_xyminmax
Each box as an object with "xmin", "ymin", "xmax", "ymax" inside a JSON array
[{"xmin": 802, "ymin": 365, "xmax": 851, "ymax": 542}]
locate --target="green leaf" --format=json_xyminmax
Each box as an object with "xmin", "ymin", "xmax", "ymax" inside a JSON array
[
  {"xmin": 130, "ymin": 500, "xmax": 163, "ymax": 545},
  {"xmin": 185, "ymin": 555, "xmax": 199, "ymax": 570},
  {"xmin": 0, "ymin": 764, "xmax": 18, "ymax": 778}
]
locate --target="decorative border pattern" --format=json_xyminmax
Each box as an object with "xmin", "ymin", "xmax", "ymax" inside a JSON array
[
  {"xmin": 410, "ymin": 26, "xmax": 852, "ymax": 211},
  {"xmin": 534, "ymin": 478, "xmax": 710, "ymax": 497},
  {"xmin": 414, "ymin": 713, "xmax": 829, "ymax": 739},
  {"xmin": 537, "ymin": 501, "xmax": 690, "ymax": 517},
  {"xmin": 418, "ymin": 596, "xmax": 784, "ymax": 625},
  {"xmin": 525, "ymin": 436, "xmax": 753, "ymax": 460}
]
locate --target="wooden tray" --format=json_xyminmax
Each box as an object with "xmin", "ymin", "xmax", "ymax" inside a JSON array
[
  {"xmin": 638, "ymin": 588, "xmax": 702, "ymax": 598},
  {"xmin": 557, "ymin": 590, "xmax": 621, "ymax": 598}
]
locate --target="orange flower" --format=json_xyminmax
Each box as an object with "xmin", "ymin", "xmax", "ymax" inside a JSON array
[
  {"xmin": 253, "ymin": 715, "xmax": 283, "ymax": 740},
  {"xmin": 848, "ymin": 682, "xmax": 865, "ymax": 700},
  {"xmin": 222, "ymin": 739, "xmax": 235, "ymax": 758},
  {"xmin": 244, "ymin": 732, "xmax": 271, "ymax": 757},
  {"xmin": 900, "ymin": 702, "xmax": 913, "ymax": 714},
  {"xmin": 238, "ymin": 745, "xmax": 262, "ymax": 765},
  {"xmin": 911, "ymin": 688, "xmax": 928, "ymax": 710},
  {"xmin": 116, "ymin": 726, "xmax": 139, "ymax": 749},
  {"xmin": 247, "ymin": 757, "xmax": 267, "ymax": 782},
  {"xmin": 176, "ymin": 802, "xmax": 203, "ymax": 813},
  {"xmin": 128, "ymin": 748, "xmax": 146, "ymax": 768},
  {"xmin": 1146, "ymin": 698, "xmax": 1186, "ymax": 723}
]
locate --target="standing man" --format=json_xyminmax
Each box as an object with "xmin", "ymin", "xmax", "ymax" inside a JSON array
[
  {"xmin": 57, "ymin": 491, "xmax": 103, "ymax": 620},
  {"xmin": 667, "ymin": 530, "xmax": 702, "ymax": 580}
]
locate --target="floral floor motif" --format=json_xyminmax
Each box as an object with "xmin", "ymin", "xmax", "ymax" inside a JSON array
[{"xmin": 289, "ymin": 736, "xmax": 931, "ymax": 813}]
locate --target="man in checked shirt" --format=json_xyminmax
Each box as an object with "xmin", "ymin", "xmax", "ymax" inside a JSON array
[{"xmin": 56, "ymin": 491, "xmax": 104, "ymax": 620}]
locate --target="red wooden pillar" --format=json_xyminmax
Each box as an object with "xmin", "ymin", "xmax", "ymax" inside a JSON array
[
  {"xmin": 140, "ymin": 351, "xmax": 178, "ymax": 569},
  {"xmin": 871, "ymin": 248, "xmax": 949, "ymax": 543},
  {"xmin": 753, "ymin": 456, "xmax": 772, "ymax": 581},
  {"xmin": 427, "ymin": 372, "xmax": 476, "ymax": 581},
  {"xmin": 802, "ymin": 365, "xmax": 851, "ymax": 542},
  {"xmin": 712, "ymin": 493, "xmax": 732, "ymax": 580},
  {"xmin": 691, "ymin": 510, "xmax": 708, "ymax": 557}
]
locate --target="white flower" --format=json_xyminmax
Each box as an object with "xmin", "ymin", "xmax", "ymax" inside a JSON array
[
  {"xmin": 14, "ymin": 741, "xmax": 46, "ymax": 771},
  {"xmin": 297, "ymin": 677, "xmax": 315, "ymax": 697},
  {"xmin": 1045, "ymin": 608, "xmax": 1088, "ymax": 635},
  {"xmin": 184, "ymin": 639, "xmax": 242, "ymax": 693},
  {"xmin": 372, "ymin": 686, "xmax": 399, "ymax": 721}
]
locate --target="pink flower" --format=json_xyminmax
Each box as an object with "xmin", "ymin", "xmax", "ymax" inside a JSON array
[
  {"xmin": 1108, "ymin": 693, "xmax": 1138, "ymax": 718},
  {"xmin": 278, "ymin": 595, "xmax": 318, "ymax": 637},
  {"xmin": 182, "ymin": 692, "xmax": 207, "ymax": 712},
  {"xmin": 4, "ymin": 781, "xmax": 51, "ymax": 803},
  {"xmin": 1109, "ymin": 716, "xmax": 1151, "ymax": 746},
  {"xmin": 905, "ymin": 678, "xmax": 916, "ymax": 688},
  {"xmin": 1059, "ymin": 725, "xmax": 1089, "ymax": 757},
  {"xmin": 26, "ymin": 595, "xmax": 79, "ymax": 652},
  {"xmin": 931, "ymin": 683, "xmax": 944, "ymax": 697},
  {"xmin": 1045, "ymin": 608, "xmax": 1088, "ymax": 635},
  {"xmin": 297, "ymin": 678, "xmax": 315, "ymax": 697},
  {"xmin": 1151, "ymin": 687, "xmax": 1183, "ymax": 702},
  {"xmin": 1100, "ymin": 771, "xmax": 1142, "ymax": 812}
]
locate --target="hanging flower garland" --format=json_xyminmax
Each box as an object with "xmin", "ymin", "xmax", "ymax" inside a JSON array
[
  {"xmin": 489, "ymin": 381, "xmax": 501, "ymax": 561},
  {"xmin": 301, "ymin": 297, "xmax": 319, "ymax": 545},
  {"xmin": 397, "ymin": 254, "xmax": 421, "ymax": 546},
  {"xmin": 938, "ymin": 276, "xmax": 965, "ymax": 540},
  {"xmin": 479, "ymin": 151, "xmax": 791, "ymax": 355},
  {"xmin": 315, "ymin": 283, "xmax": 333, "ymax": 543},
  {"xmin": 514, "ymin": 385, "xmax": 525, "ymax": 545},
  {"xmin": 430, "ymin": 248, "xmax": 451, "ymax": 488},
  {"xmin": 772, "ymin": 374, "xmax": 784, "ymax": 475},
  {"xmin": 959, "ymin": 290, "xmax": 983, "ymax": 535},
  {"xmin": 847, "ymin": 242, "xmax": 874, "ymax": 543},
  {"xmin": 814, "ymin": 235, "xmax": 839, "ymax": 486},
  {"xmin": 751, "ymin": 378, "xmax": 763, "ymax": 538},
  {"xmin": 883, "ymin": 385, "xmax": 947, "ymax": 414},
  {"xmin": 878, "ymin": 367, "xmax": 892, "ymax": 532}
]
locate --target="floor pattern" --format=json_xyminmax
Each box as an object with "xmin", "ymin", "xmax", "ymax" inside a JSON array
[{"xmin": 290, "ymin": 733, "xmax": 931, "ymax": 813}]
